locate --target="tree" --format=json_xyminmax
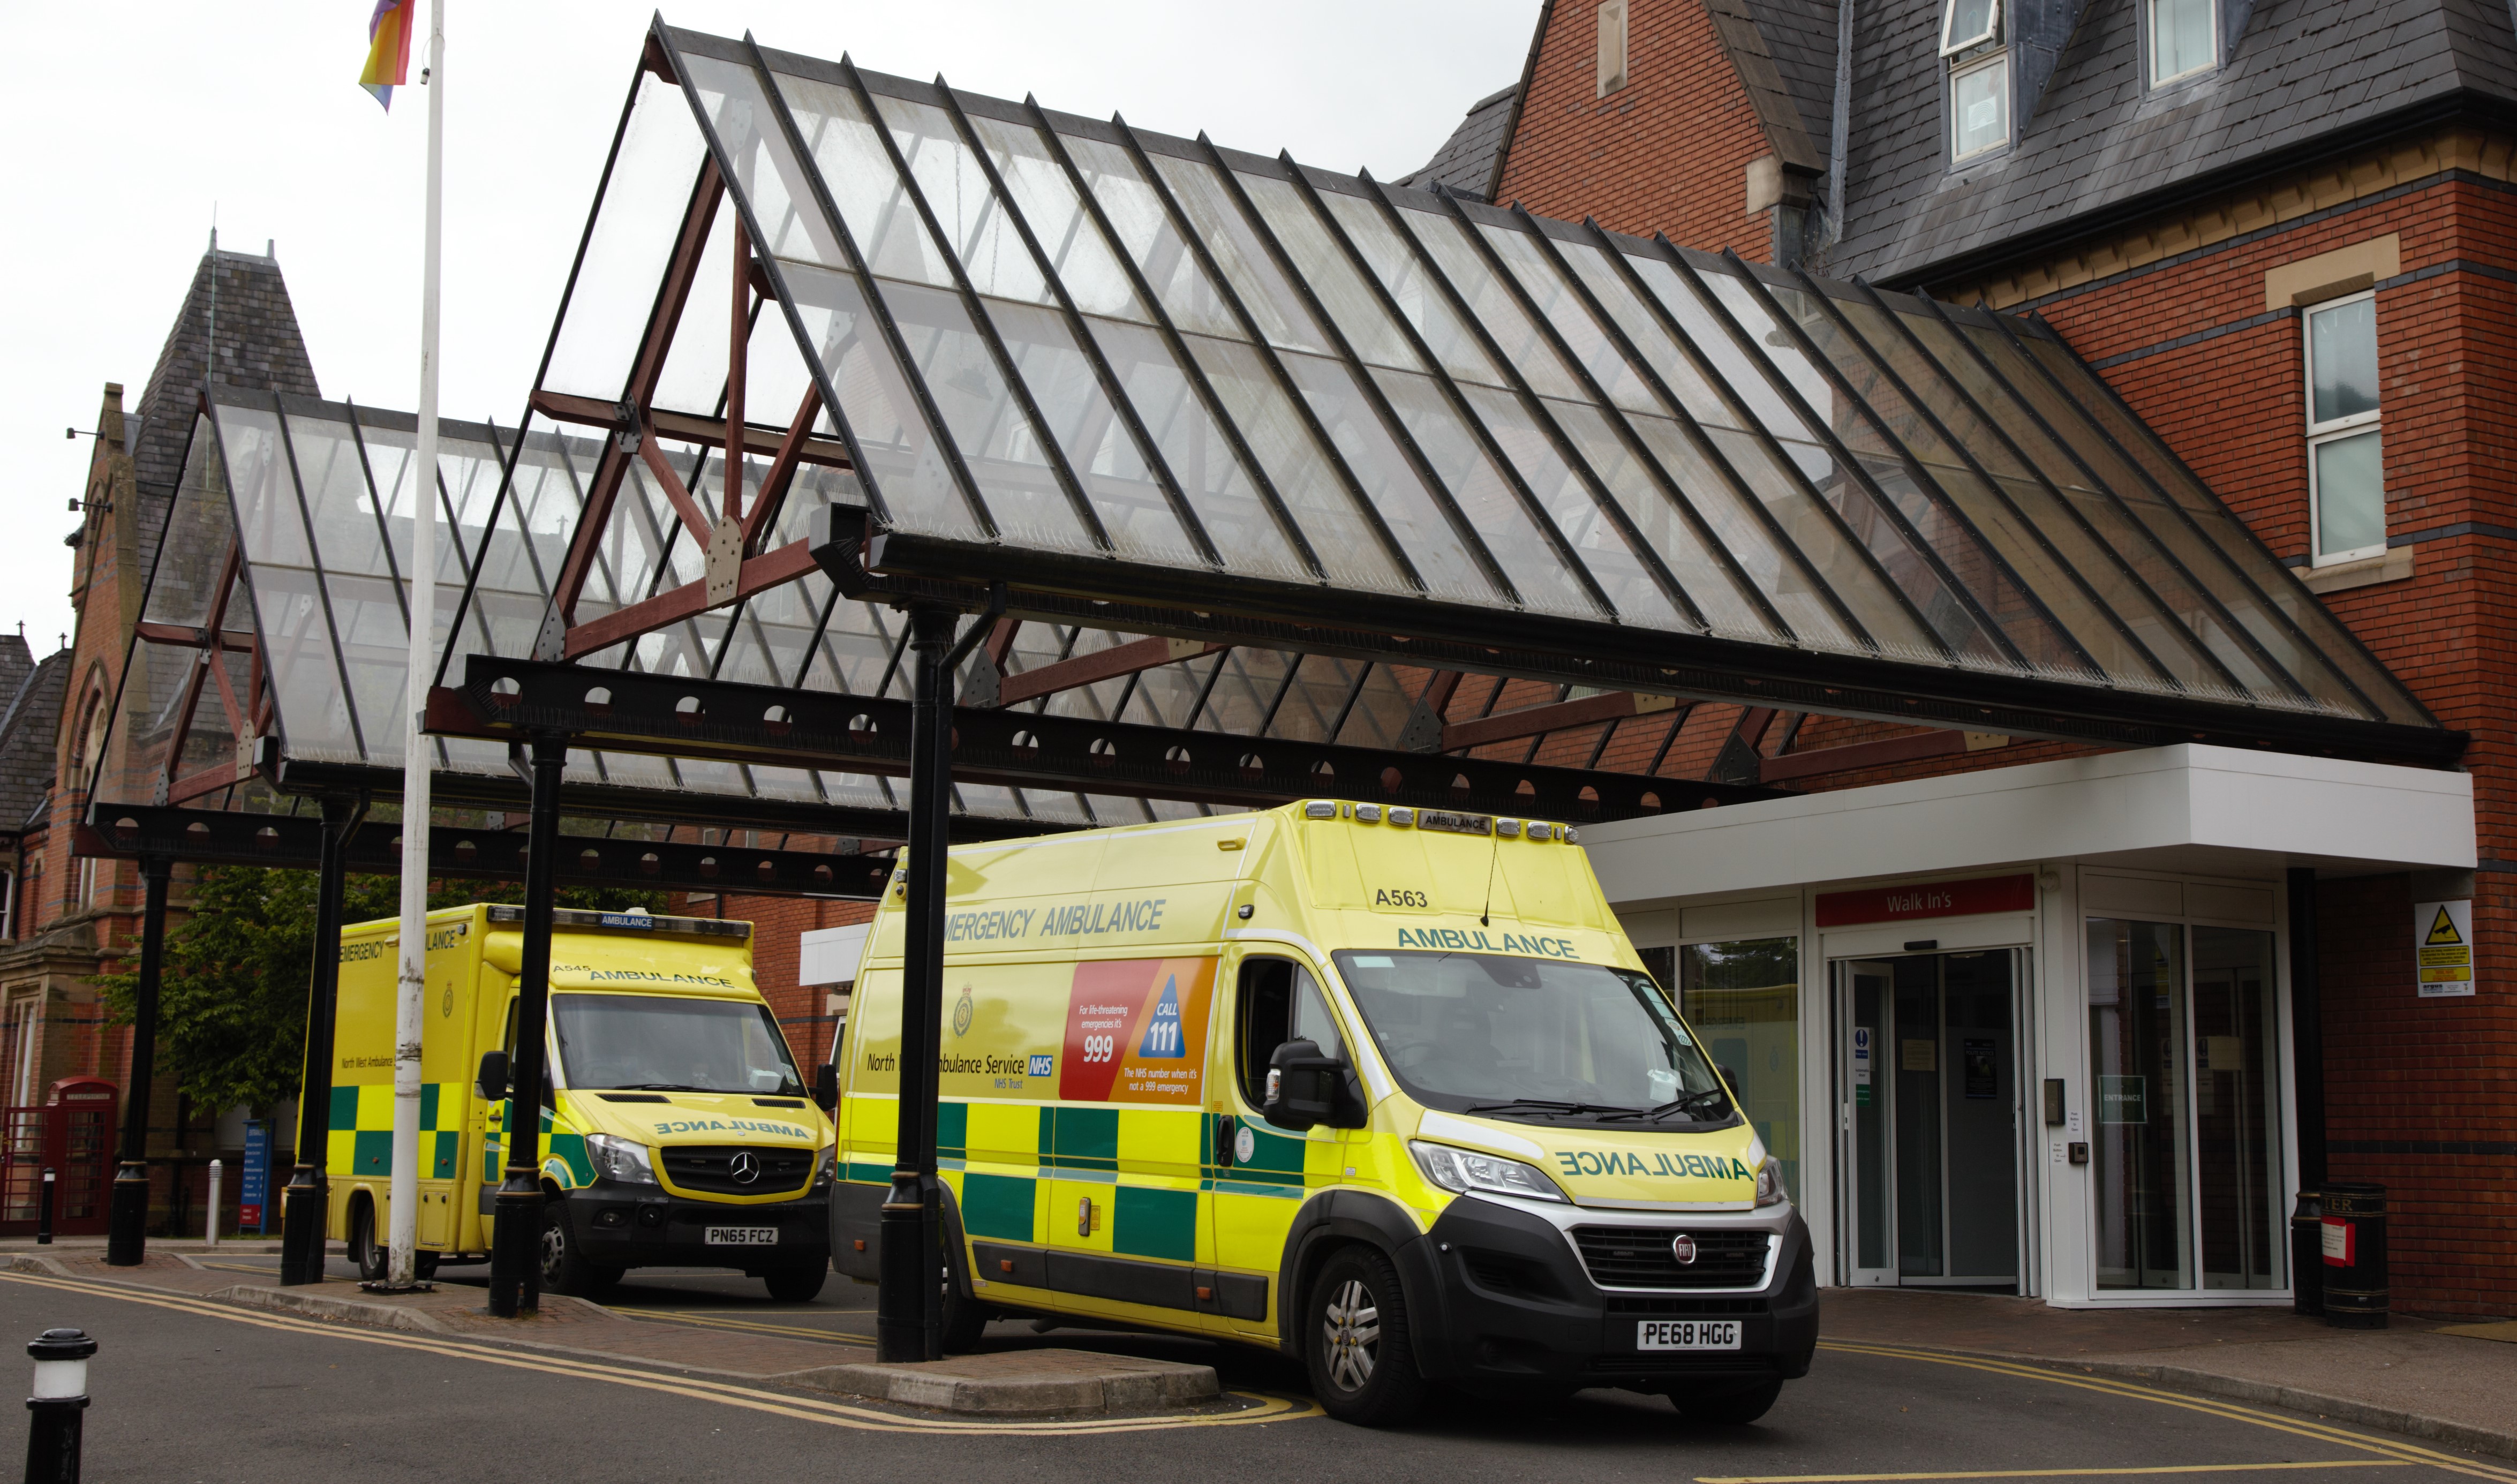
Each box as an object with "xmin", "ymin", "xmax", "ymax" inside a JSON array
[{"xmin": 97, "ymin": 870, "xmax": 663, "ymax": 1114}]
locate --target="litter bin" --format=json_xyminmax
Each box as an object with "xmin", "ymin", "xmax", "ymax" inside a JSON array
[
  {"xmin": 2320, "ymin": 1180, "xmax": 2387, "ymax": 1329},
  {"xmin": 2288, "ymin": 1188, "xmax": 2323, "ymax": 1315}
]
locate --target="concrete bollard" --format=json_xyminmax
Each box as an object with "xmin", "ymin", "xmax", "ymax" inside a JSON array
[
  {"xmin": 204, "ymin": 1162, "xmax": 222, "ymax": 1248},
  {"xmin": 24, "ymin": 1327, "xmax": 94, "ymax": 1483}
]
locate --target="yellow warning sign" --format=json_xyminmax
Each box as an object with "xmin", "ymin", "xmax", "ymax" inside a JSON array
[{"xmin": 2413, "ymin": 899, "xmax": 2474, "ymax": 998}]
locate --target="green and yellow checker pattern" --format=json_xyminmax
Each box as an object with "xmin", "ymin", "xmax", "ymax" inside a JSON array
[
  {"xmin": 845, "ymin": 1097, "xmax": 1342, "ymax": 1267},
  {"xmin": 480, "ymin": 1104, "xmax": 591, "ymax": 1187},
  {"xmin": 327, "ymin": 1083, "xmax": 465, "ymax": 1181}
]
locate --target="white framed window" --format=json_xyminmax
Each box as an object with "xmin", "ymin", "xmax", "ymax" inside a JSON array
[
  {"xmin": 1950, "ymin": 54, "xmax": 2010, "ymax": 162},
  {"xmin": 2147, "ymin": 0, "xmax": 2218, "ymax": 86},
  {"xmin": 1941, "ymin": 0, "xmax": 2000, "ymax": 55},
  {"xmin": 2304, "ymin": 291, "xmax": 2383, "ymax": 565},
  {"xmin": 1596, "ymin": 0, "xmax": 1630, "ymax": 97}
]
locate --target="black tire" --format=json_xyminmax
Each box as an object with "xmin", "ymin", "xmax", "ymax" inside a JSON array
[
  {"xmin": 939, "ymin": 1247, "xmax": 990, "ymax": 1353},
  {"xmin": 1302, "ymin": 1246, "xmax": 1429, "ymax": 1427},
  {"xmin": 763, "ymin": 1262, "xmax": 828, "ymax": 1303},
  {"xmin": 1674, "ymin": 1376, "xmax": 1784, "ymax": 1425},
  {"xmin": 540, "ymin": 1201, "xmax": 622, "ymax": 1299},
  {"xmin": 348, "ymin": 1199, "xmax": 387, "ymax": 1282},
  {"xmin": 415, "ymin": 1251, "xmax": 440, "ymax": 1281}
]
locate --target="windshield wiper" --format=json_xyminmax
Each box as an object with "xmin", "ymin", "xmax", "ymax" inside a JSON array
[
  {"xmin": 1595, "ymin": 1088, "xmax": 1731, "ymax": 1123},
  {"xmin": 1463, "ymin": 1098, "xmax": 1645, "ymax": 1118},
  {"xmin": 614, "ymin": 1082, "xmax": 719, "ymax": 1093}
]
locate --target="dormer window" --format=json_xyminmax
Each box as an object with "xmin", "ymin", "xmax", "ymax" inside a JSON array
[
  {"xmin": 2147, "ymin": 0, "xmax": 2218, "ymax": 86},
  {"xmin": 1941, "ymin": 0, "xmax": 1998, "ymax": 52},
  {"xmin": 1941, "ymin": 0, "xmax": 2009, "ymax": 163}
]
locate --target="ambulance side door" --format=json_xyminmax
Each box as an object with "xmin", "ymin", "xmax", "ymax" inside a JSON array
[{"xmin": 1203, "ymin": 948, "xmax": 1350, "ymax": 1343}]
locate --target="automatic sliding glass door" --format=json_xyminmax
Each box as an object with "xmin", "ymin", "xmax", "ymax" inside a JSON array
[{"xmin": 1838, "ymin": 951, "xmax": 2024, "ymax": 1290}]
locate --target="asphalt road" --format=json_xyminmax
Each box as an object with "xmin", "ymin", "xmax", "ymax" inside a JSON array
[{"xmin": 5, "ymin": 1266, "xmax": 2512, "ymax": 1484}]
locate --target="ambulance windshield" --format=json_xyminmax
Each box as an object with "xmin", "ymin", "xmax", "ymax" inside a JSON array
[
  {"xmin": 552, "ymin": 994, "xmax": 806, "ymax": 1096},
  {"xmin": 1331, "ymin": 951, "xmax": 1731, "ymax": 1124}
]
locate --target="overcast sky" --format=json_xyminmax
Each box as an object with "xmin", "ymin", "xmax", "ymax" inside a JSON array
[{"xmin": 0, "ymin": 1, "xmax": 1536, "ymax": 658}]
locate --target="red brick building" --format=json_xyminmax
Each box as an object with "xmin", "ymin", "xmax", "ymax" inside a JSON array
[
  {"xmin": 0, "ymin": 241, "xmax": 322, "ymax": 1231},
  {"xmin": 1391, "ymin": 0, "xmax": 2511, "ymax": 1313}
]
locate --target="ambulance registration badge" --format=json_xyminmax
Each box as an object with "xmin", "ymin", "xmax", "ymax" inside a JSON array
[{"xmin": 1637, "ymin": 1320, "xmax": 1740, "ymax": 1350}]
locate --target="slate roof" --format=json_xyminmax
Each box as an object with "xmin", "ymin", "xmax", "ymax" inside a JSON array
[
  {"xmin": 129, "ymin": 245, "xmax": 321, "ymax": 551},
  {"xmin": 0, "ymin": 647, "xmax": 69, "ymax": 838},
  {"xmin": 1748, "ymin": 0, "xmax": 1841, "ymax": 162},
  {"xmin": 1393, "ymin": 82, "xmax": 1521, "ymax": 198},
  {"xmin": 1828, "ymin": 0, "xmax": 2517, "ymax": 284}
]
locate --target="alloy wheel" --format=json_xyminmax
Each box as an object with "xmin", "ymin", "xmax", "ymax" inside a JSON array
[{"xmin": 1321, "ymin": 1277, "xmax": 1381, "ymax": 1392}]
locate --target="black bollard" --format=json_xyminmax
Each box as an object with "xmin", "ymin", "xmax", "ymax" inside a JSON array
[
  {"xmin": 34, "ymin": 1172, "xmax": 52, "ymax": 1248},
  {"xmin": 24, "ymin": 1327, "xmax": 94, "ymax": 1484}
]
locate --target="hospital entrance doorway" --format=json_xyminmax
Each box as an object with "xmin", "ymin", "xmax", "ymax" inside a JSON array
[{"xmin": 1837, "ymin": 951, "xmax": 2028, "ymax": 1290}]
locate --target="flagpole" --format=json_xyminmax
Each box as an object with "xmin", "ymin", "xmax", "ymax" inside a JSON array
[{"xmin": 386, "ymin": 0, "xmax": 446, "ymax": 1292}]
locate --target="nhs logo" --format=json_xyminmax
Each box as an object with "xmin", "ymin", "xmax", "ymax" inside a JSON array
[{"xmin": 1027, "ymin": 1054, "xmax": 1055, "ymax": 1078}]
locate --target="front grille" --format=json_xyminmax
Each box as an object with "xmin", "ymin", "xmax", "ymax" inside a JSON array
[
  {"xmin": 659, "ymin": 1145, "xmax": 814, "ymax": 1196},
  {"xmin": 1570, "ymin": 1227, "xmax": 1771, "ymax": 1289},
  {"xmin": 1603, "ymin": 1295, "xmax": 1769, "ymax": 1316}
]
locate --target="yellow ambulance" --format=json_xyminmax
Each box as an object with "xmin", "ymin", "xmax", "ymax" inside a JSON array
[
  {"xmin": 319, "ymin": 904, "xmax": 836, "ymax": 1300},
  {"xmin": 830, "ymin": 801, "xmax": 1816, "ymax": 1426}
]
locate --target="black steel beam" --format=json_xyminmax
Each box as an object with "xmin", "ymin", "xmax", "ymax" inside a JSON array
[
  {"xmin": 434, "ymin": 654, "xmax": 1778, "ymax": 821},
  {"xmin": 805, "ymin": 507, "xmax": 2468, "ymax": 768},
  {"xmin": 260, "ymin": 755, "xmax": 1050, "ymax": 846},
  {"xmin": 76, "ymin": 805, "xmax": 895, "ymax": 901}
]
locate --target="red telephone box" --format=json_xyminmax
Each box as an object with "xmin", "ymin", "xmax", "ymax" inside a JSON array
[{"xmin": 0, "ymin": 1078, "xmax": 118, "ymax": 1236}]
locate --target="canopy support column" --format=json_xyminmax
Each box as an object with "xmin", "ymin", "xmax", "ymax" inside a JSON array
[
  {"xmin": 489, "ymin": 733, "xmax": 567, "ymax": 1317},
  {"xmin": 282, "ymin": 796, "xmax": 365, "ymax": 1285},
  {"xmin": 105, "ymin": 856, "xmax": 173, "ymax": 1267},
  {"xmin": 881, "ymin": 607, "xmax": 957, "ymax": 1362}
]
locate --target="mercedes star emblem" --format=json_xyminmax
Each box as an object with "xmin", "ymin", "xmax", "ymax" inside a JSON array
[{"xmin": 729, "ymin": 1151, "xmax": 760, "ymax": 1185}]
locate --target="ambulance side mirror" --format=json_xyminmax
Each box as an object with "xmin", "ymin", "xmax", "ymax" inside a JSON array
[
  {"xmin": 1716, "ymin": 1065, "xmax": 1743, "ymax": 1112},
  {"xmin": 476, "ymin": 1050, "xmax": 509, "ymax": 1103},
  {"xmin": 1263, "ymin": 1038, "xmax": 1350, "ymax": 1132},
  {"xmin": 812, "ymin": 1062, "xmax": 839, "ymax": 1113}
]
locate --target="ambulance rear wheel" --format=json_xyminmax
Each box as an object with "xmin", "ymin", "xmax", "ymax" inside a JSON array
[
  {"xmin": 348, "ymin": 1199, "xmax": 387, "ymax": 1283},
  {"xmin": 1303, "ymin": 1246, "xmax": 1428, "ymax": 1427},
  {"xmin": 1673, "ymin": 1376, "xmax": 1783, "ymax": 1425},
  {"xmin": 540, "ymin": 1202, "xmax": 621, "ymax": 1299}
]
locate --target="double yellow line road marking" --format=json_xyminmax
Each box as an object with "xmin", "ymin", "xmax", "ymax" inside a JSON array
[
  {"xmin": 0, "ymin": 1270, "xmax": 1316, "ymax": 1436},
  {"xmin": 1704, "ymin": 1342, "xmax": 2517, "ymax": 1484}
]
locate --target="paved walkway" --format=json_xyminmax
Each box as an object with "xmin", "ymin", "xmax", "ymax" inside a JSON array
[{"xmin": 1821, "ymin": 1288, "xmax": 2517, "ymax": 1459}]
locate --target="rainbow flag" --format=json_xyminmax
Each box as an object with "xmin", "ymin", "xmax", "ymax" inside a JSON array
[{"xmin": 359, "ymin": 0, "xmax": 416, "ymax": 111}]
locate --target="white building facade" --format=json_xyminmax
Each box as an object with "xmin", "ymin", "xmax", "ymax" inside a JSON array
[{"xmin": 1586, "ymin": 746, "xmax": 2475, "ymax": 1308}]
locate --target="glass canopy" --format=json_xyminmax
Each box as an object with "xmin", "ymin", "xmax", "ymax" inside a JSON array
[
  {"xmin": 518, "ymin": 23, "xmax": 2430, "ymax": 745},
  {"xmin": 102, "ymin": 384, "xmax": 1447, "ymax": 831}
]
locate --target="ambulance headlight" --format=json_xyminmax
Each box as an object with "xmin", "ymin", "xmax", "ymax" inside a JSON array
[
  {"xmin": 812, "ymin": 1147, "xmax": 837, "ymax": 1187},
  {"xmin": 585, "ymin": 1133, "xmax": 657, "ymax": 1186},
  {"xmin": 1408, "ymin": 1142, "xmax": 1566, "ymax": 1204},
  {"xmin": 1754, "ymin": 1156, "xmax": 1788, "ymax": 1208}
]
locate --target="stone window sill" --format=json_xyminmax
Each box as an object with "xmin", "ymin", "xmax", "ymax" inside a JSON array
[{"xmin": 2298, "ymin": 547, "xmax": 2414, "ymax": 594}]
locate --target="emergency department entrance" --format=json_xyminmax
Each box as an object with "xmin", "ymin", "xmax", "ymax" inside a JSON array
[
  {"xmin": 1592, "ymin": 746, "xmax": 2478, "ymax": 1308},
  {"xmin": 1837, "ymin": 952, "xmax": 2028, "ymax": 1290}
]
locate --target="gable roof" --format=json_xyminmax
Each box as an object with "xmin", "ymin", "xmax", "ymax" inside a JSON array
[
  {"xmin": 129, "ymin": 245, "xmax": 321, "ymax": 549},
  {"xmin": 1748, "ymin": 0, "xmax": 1841, "ymax": 155},
  {"xmin": 1393, "ymin": 83, "xmax": 1523, "ymax": 199},
  {"xmin": 0, "ymin": 650, "xmax": 70, "ymax": 837},
  {"xmin": 1828, "ymin": 0, "xmax": 2517, "ymax": 285}
]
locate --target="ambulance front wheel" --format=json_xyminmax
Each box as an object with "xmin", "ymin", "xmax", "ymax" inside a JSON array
[
  {"xmin": 1673, "ymin": 1376, "xmax": 1783, "ymax": 1425},
  {"xmin": 1303, "ymin": 1246, "xmax": 1429, "ymax": 1427},
  {"xmin": 541, "ymin": 1201, "xmax": 622, "ymax": 1298},
  {"xmin": 762, "ymin": 1262, "xmax": 827, "ymax": 1302},
  {"xmin": 348, "ymin": 1198, "xmax": 387, "ymax": 1283}
]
